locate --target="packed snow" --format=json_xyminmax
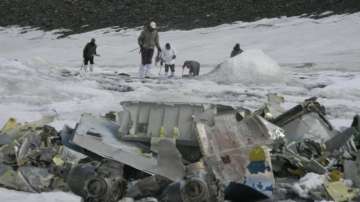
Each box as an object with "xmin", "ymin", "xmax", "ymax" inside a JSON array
[{"xmin": 0, "ymin": 12, "xmax": 360, "ymax": 201}]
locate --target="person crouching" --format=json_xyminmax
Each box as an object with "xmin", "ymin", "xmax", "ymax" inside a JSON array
[{"xmin": 182, "ymin": 60, "xmax": 200, "ymax": 77}]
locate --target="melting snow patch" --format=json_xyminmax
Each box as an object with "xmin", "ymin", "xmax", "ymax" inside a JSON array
[{"xmin": 202, "ymin": 49, "xmax": 284, "ymax": 84}]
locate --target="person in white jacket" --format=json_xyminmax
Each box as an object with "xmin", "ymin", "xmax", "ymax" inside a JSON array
[{"xmin": 160, "ymin": 43, "xmax": 176, "ymax": 77}]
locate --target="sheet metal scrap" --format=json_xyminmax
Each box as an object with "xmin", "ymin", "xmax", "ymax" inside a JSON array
[
  {"xmin": 194, "ymin": 107, "xmax": 280, "ymax": 200},
  {"xmin": 344, "ymin": 152, "xmax": 360, "ymax": 188},
  {"xmin": 68, "ymin": 113, "xmax": 185, "ymax": 182},
  {"xmin": 273, "ymin": 97, "xmax": 336, "ymax": 143},
  {"xmin": 351, "ymin": 114, "xmax": 360, "ymax": 148},
  {"xmin": 325, "ymin": 127, "xmax": 358, "ymax": 159}
]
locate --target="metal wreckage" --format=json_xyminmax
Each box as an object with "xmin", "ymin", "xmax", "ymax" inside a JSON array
[{"xmin": 1, "ymin": 95, "xmax": 360, "ymax": 202}]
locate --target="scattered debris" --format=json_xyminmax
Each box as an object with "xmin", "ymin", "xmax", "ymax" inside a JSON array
[
  {"xmin": 1, "ymin": 96, "xmax": 360, "ymax": 201},
  {"xmin": 0, "ymin": 117, "xmax": 74, "ymax": 192}
]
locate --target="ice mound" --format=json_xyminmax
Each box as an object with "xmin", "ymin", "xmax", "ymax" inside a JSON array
[{"xmin": 202, "ymin": 49, "xmax": 284, "ymax": 84}]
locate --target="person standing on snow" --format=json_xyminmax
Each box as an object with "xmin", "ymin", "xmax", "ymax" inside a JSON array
[
  {"xmin": 230, "ymin": 43, "xmax": 243, "ymax": 58},
  {"xmin": 182, "ymin": 60, "xmax": 200, "ymax": 76},
  {"xmin": 83, "ymin": 38, "xmax": 99, "ymax": 72},
  {"xmin": 160, "ymin": 43, "xmax": 176, "ymax": 77},
  {"xmin": 137, "ymin": 21, "xmax": 161, "ymax": 78}
]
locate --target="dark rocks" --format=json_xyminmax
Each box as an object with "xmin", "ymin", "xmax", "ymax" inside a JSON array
[{"xmin": 0, "ymin": 0, "xmax": 359, "ymax": 37}]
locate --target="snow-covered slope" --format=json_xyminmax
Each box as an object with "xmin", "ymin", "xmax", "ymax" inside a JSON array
[
  {"xmin": 0, "ymin": 13, "xmax": 360, "ymax": 200},
  {"xmin": 1, "ymin": 13, "xmax": 360, "ymax": 69},
  {"xmin": 0, "ymin": 13, "xmax": 359, "ymax": 130}
]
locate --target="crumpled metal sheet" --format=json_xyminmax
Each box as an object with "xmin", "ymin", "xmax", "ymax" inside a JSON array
[
  {"xmin": 0, "ymin": 162, "xmax": 63, "ymax": 192},
  {"xmin": 273, "ymin": 98, "xmax": 337, "ymax": 143},
  {"xmin": 281, "ymin": 112, "xmax": 336, "ymax": 143},
  {"xmin": 195, "ymin": 111, "xmax": 276, "ymax": 197},
  {"xmin": 325, "ymin": 127, "xmax": 358, "ymax": 153},
  {"xmin": 0, "ymin": 164, "xmax": 36, "ymax": 192}
]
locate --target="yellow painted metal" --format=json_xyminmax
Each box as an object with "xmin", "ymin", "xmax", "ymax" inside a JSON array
[
  {"xmin": 1, "ymin": 118, "xmax": 17, "ymax": 133},
  {"xmin": 159, "ymin": 126, "xmax": 166, "ymax": 138},
  {"xmin": 328, "ymin": 170, "xmax": 342, "ymax": 182},
  {"xmin": 249, "ymin": 146, "xmax": 266, "ymax": 162},
  {"xmin": 325, "ymin": 181, "xmax": 359, "ymax": 202}
]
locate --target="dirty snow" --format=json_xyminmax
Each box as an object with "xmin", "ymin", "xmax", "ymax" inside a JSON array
[
  {"xmin": 0, "ymin": 188, "xmax": 80, "ymax": 202},
  {"xmin": 292, "ymin": 173, "xmax": 327, "ymax": 198},
  {"xmin": 0, "ymin": 13, "xmax": 360, "ymax": 201}
]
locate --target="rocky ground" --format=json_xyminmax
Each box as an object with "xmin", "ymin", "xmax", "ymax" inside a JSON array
[{"xmin": 0, "ymin": 0, "xmax": 360, "ymax": 37}]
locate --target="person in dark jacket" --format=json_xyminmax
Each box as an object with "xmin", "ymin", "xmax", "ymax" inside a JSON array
[
  {"xmin": 82, "ymin": 38, "xmax": 99, "ymax": 72},
  {"xmin": 137, "ymin": 21, "xmax": 162, "ymax": 78},
  {"xmin": 230, "ymin": 43, "xmax": 243, "ymax": 58},
  {"xmin": 182, "ymin": 60, "xmax": 200, "ymax": 76}
]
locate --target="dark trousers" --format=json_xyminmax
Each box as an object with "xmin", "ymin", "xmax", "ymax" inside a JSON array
[
  {"xmin": 84, "ymin": 56, "xmax": 94, "ymax": 65},
  {"xmin": 165, "ymin": 64, "xmax": 175, "ymax": 73},
  {"xmin": 141, "ymin": 48, "xmax": 154, "ymax": 65},
  {"xmin": 189, "ymin": 67, "xmax": 200, "ymax": 76}
]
